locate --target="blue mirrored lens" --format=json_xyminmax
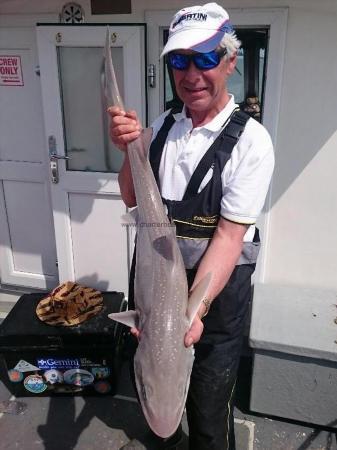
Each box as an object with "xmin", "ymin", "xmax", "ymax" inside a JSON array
[
  {"xmin": 194, "ymin": 52, "xmax": 221, "ymax": 69},
  {"xmin": 168, "ymin": 53, "xmax": 190, "ymax": 70},
  {"xmin": 167, "ymin": 50, "xmax": 222, "ymax": 71}
]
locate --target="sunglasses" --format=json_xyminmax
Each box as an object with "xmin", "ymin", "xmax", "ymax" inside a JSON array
[{"xmin": 167, "ymin": 49, "xmax": 227, "ymax": 71}]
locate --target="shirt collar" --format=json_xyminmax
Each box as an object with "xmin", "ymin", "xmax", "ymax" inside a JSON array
[{"xmin": 172, "ymin": 95, "xmax": 238, "ymax": 132}]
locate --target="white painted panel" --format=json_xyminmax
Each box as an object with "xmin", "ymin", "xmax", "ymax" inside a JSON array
[
  {"xmin": 3, "ymin": 180, "xmax": 57, "ymax": 275},
  {"xmin": 0, "ymin": 25, "xmax": 58, "ymax": 290},
  {"xmin": 69, "ymin": 193, "xmax": 128, "ymax": 293},
  {"xmin": 266, "ymin": 132, "xmax": 337, "ymax": 289},
  {"xmin": 0, "ymin": 28, "xmax": 46, "ymax": 163}
]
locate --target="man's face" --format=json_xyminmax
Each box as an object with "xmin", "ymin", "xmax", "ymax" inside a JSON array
[{"xmin": 171, "ymin": 49, "xmax": 237, "ymax": 117}]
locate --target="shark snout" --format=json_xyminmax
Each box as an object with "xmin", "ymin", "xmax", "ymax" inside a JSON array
[{"xmin": 146, "ymin": 411, "xmax": 181, "ymax": 439}]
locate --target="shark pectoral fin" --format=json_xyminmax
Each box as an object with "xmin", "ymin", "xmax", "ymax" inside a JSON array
[
  {"xmin": 186, "ymin": 272, "xmax": 213, "ymax": 325},
  {"xmin": 108, "ymin": 310, "xmax": 139, "ymax": 328},
  {"xmin": 121, "ymin": 207, "xmax": 139, "ymax": 225},
  {"xmin": 153, "ymin": 235, "xmax": 174, "ymax": 261}
]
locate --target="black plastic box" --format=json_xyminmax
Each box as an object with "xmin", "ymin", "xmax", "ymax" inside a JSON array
[{"xmin": 0, "ymin": 291, "xmax": 126, "ymax": 397}]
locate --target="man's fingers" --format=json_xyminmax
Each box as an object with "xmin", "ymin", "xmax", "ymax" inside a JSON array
[
  {"xmin": 108, "ymin": 106, "xmax": 142, "ymax": 151},
  {"xmin": 107, "ymin": 105, "xmax": 125, "ymax": 115},
  {"xmin": 125, "ymin": 109, "xmax": 138, "ymax": 121},
  {"xmin": 130, "ymin": 327, "xmax": 141, "ymax": 341},
  {"xmin": 184, "ymin": 317, "xmax": 204, "ymax": 347},
  {"xmin": 110, "ymin": 130, "xmax": 141, "ymax": 147}
]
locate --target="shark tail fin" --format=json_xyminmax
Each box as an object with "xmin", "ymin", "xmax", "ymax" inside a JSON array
[
  {"xmin": 108, "ymin": 310, "xmax": 139, "ymax": 328},
  {"xmin": 186, "ymin": 272, "xmax": 212, "ymax": 326}
]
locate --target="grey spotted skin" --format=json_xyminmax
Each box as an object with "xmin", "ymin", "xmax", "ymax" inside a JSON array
[
  {"xmin": 105, "ymin": 27, "xmax": 211, "ymax": 438},
  {"xmin": 128, "ymin": 133, "xmax": 193, "ymax": 438}
]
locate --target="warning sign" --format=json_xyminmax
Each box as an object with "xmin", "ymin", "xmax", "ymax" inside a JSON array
[{"xmin": 0, "ymin": 55, "xmax": 24, "ymax": 86}]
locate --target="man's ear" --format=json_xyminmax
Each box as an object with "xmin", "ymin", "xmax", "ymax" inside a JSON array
[{"xmin": 226, "ymin": 53, "xmax": 237, "ymax": 76}]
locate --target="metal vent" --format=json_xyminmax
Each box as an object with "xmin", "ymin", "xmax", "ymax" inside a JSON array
[{"xmin": 60, "ymin": 2, "xmax": 85, "ymax": 23}]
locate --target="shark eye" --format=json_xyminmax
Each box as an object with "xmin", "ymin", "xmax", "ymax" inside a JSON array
[
  {"xmin": 141, "ymin": 382, "xmax": 153, "ymax": 402},
  {"xmin": 141, "ymin": 383, "xmax": 147, "ymax": 401}
]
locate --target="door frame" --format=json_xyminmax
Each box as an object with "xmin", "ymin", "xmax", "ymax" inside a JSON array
[{"xmin": 145, "ymin": 7, "xmax": 288, "ymax": 282}]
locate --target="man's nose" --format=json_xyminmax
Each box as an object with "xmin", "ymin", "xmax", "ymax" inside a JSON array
[{"xmin": 183, "ymin": 61, "xmax": 202, "ymax": 80}]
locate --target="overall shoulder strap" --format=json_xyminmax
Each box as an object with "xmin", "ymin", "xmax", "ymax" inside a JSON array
[
  {"xmin": 183, "ymin": 109, "xmax": 250, "ymax": 200},
  {"xmin": 149, "ymin": 109, "xmax": 179, "ymax": 186}
]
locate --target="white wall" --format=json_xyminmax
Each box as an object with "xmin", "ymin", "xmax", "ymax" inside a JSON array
[
  {"xmin": 265, "ymin": 4, "xmax": 337, "ymax": 290},
  {"xmin": 1, "ymin": 0, "xmax": 337, "ymax": 292}
]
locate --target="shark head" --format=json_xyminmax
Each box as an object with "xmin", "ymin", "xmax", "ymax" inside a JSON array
[
  {"xmin": 134, "ymin": 343, "xmax": 194, "ymax": 438},
  {"xmin": 108, "ymin": 272, "xmax": 212, "ymax": 438}
]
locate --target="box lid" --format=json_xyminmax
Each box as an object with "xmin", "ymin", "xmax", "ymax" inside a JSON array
[{"xmin": 0, "ymin": 291, "xmax": 126, "ymax": 351}]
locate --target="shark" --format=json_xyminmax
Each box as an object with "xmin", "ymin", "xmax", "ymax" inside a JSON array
[{"xmin": 104, "ymin": 27, "xmax": 212, "ymax": 438}]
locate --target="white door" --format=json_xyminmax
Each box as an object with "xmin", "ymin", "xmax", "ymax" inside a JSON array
[
  {"xmin": 0, "ymin": 26, "xmax": 59, "ymax": 290},
  {"xmin": 37, "ymin": 25, "xmax": 145, "ymax": 293}
]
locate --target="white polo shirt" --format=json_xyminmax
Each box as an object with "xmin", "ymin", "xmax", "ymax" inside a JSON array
[{"xmin": 150, "ymin": 95, "xmax": 274, "ymax": 242}]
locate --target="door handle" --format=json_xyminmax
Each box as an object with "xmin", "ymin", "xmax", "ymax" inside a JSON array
[
  {"xmin": 48, "ymin": 135, "xmax": 70, "ymax": 160},
  {"xmin": 50, "ymin": 154, "xmax": 70, "ymax": 160},
  {"xmin": 48, "ymin": 135, "xmax": 70, "ymax": 184}
]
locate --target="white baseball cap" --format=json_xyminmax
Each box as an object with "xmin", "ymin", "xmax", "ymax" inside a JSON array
[{"xmin": 161, "ymin": 3, "xmax": 234, "ymax": 57}]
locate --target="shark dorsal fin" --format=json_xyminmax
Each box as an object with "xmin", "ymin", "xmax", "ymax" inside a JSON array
[
  {"xmin": 153, "ymin": 235, "xmax": 174, "ymax": 261},
  {"xmin": 108, "ymin": 310, "xmax": 139, "ymax": 328},
  {"xmin": 186, "ymin": 272, "xmax": 212, "ymax": 325}
]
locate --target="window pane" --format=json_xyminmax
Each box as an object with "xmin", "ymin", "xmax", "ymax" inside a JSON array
[{"xmin": 59, "ymin": 46, "xmax": 124, "ymax": 172}]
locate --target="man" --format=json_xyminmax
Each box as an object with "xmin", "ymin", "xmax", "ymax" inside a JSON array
[{"xmin": 109, "ymin": 3, "xmax": 274, "ymax": 449}]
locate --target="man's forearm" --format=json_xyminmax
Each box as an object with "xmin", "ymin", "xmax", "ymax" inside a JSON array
[
  {"xmin": 118, "ymin": 152, "xmax": 137, "ymax": 207},
  {"xmin": 190, "ymin": 218, "xmax": 248, "ymax": 309}
]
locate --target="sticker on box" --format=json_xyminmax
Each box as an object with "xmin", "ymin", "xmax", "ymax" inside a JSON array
[
  {"xmin": 37, "ymin": 358, "xmax": 80, "ymax": 370},
  {"xmin": 94, "ymin": 380, "xmax": 112, "ymax": 394},
  {"xmin": 91, "ymin": 367, "xmax": 110, "ymax": 379},
  {"xmin": 14, "ymin": 360, "xmax": 39, "ymax": 372},
  {"xmin": 64, "ymin": 369, "xmax": 94, "ymax": 387},
  {"xmin": 8, "ymin": 369, "xmax": 24, "ymax": 383},
  {"xmin": 43, "ymin": 369, "xmax": 63, "ymax": 385},
  {"xmin": 24, "ymin": 375, "xmax": 48, "ymax": 394}
]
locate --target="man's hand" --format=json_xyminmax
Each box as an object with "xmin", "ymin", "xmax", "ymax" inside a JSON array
[
  {"xmin": 130, "ymin": 315, "xmax": 204, "ymax": 348},
  {"xmin": 108, "ymin": 106, "xmax": 142, "ymax": 152},
  {"xmin": 184, "ymin": 314, "xmax": 204, "ymax": 347},
  {"xmin": 130, "ymin": 327, "xmax": 141, "ymax": 341}
]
